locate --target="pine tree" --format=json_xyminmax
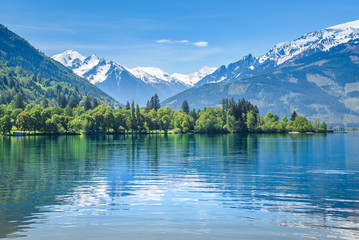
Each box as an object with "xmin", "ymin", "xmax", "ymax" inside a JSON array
[
  {"xmin": 68, "ymin": 96, "xmax": 78, "ymax": 108},
  {"xmin": 125, "ymin": 101, "xmax": 130, "ymax": 110},
  {"xmin": 84, "ymin": 96, "xmax": 92, "ymax": 111},
  {"xmin": 153, "ymin": 93, "xmax": 160, "ymax": 110},
  {"xmin": 181, "ymin": 100, "xmax": 189, "ymax": 114},
  {"xmin": 93, "ymin": 98, "xmax": 99, "ymax": 109},
  {"xmin": 131, "ymin": 101, "xmax": 137, "ymax": 132},
  {"xmin": 146, "ymin": 100, "xmax": 151, "ymax": 112},
  {"xmin": 15, "ymin": 93, "xmax": 25, "ymax": 109},
  {"xmin": 42, "ymin": 98, "xmax": 49, "ymax": 108},
  {"xmin": 57, "ymin": 92, "xmax": 62, "ymax": 107},
  {"xmin": 290, "ymin": 111, "xmax": 297, "ymax": 121},
  {"xmin": 60, "ymin": 95, "xmax": 67, "ymax": 108},
  {"xmin": 189, "ymin": 109, "xmax": 197, "ymax": 121},
  {"xmin": 3, "ymin": 76, "xmax": 8, "ymax": 86}
]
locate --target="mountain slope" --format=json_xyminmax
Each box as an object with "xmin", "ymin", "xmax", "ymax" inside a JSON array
[
  {"xmin": 196, "ymin": 20, "xmax": 359, "ymax": 87},
  {"xmin": 163, "ymin": 38, "xmax": 359, "ymax": 126},
  {"xmin": 0, "ymin": 24, "xmax": 118, "ymax": 106},
  {"xmin": 53, "ymin": 50, "xmax": 216, "ymax": 105}
]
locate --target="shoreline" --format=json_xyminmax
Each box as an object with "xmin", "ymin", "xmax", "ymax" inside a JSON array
[{"xmin": 1, "ymin": 131, "xmax": 338, "ymax": 137}]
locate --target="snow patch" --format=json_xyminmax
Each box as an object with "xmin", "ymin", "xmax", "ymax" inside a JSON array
[
  {"xmin": 306, "ymin": 74, "xmax": 336, "ymax": 87},
  {"xmin": 326, "ymin": 20, "xmax": 359, "ymax": 30},
  {"xmin": 307, "ymin": 74, "xmax": 344, "ymax": 97}
]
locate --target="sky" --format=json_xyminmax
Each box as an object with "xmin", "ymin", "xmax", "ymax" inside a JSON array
[{"xmin": 1, "ymin": 0, "xmax": 359, "ymax": 74}]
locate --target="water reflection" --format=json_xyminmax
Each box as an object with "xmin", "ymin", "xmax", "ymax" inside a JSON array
[{"xmin": 0, "ymin": 134, "xmax": 359, "ymax": 239}]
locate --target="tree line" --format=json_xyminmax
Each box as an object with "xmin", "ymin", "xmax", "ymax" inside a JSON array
[{"xmin": 0, "ymin": 94, "xmax": 327, "ymax": 135}]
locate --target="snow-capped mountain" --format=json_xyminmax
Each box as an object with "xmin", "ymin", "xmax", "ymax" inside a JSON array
[
  {"xmin": 52, "ymin": 51, "xmax": 216, "ymax": 105},
  {"xmin": 172, "ymin": 66, "xmax": 217, "ymax": 86},
  {"xmin": 53, "ymin": 50, "xmax": 127, "ymax": 85},
  {"xmin": 164, "ymin": 20, "xmax": 359, "ymax": 126},
  {"xmin": 127, "ymin": 66, "xmax": 216, "ymax": 87},
  {"xmin": 259, "ymin": 20, "xmax": 359, "ymax": 65},
  {"xmin": 53, "ymin": 51, "xmax": 158, "ymax": 104},
  {"xmin": 127, "ymin": 67, "xmax": 174, "ymax": 84},
  {"xmin": 196, "ymin": 19, "xmax": 359, "ymax": 87}
]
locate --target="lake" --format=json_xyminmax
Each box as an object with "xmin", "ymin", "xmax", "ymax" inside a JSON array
[{"xmin": 0, "ymin": 133, "xmax": 358, "ymax": 239}]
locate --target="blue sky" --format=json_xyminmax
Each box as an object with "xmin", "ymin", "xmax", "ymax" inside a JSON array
[{"xmin": 1, "ymin": 0, "xmax": 359, "ymax": 74}]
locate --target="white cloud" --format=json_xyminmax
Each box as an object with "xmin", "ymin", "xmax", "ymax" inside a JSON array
[
  {"xmin": 155, "ymin": 39, "xmax": 208, "ymax": 47},
  {"xmin": 193, "ymin": 41, "xmax": 208, "ymax": 47},
  {"xmin": 156, "ymin": 39, "xmax": 171, "ymax": 43}
]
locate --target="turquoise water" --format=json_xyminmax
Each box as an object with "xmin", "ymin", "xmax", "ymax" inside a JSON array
[{"xmin": 0, "ymin": 133, "xmax": 358, "ymax": 239}]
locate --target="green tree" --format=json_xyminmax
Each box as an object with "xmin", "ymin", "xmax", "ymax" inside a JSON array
[
  {"xmin": 68, "ymin": 96, "xmax": 78, "ymax": 108},
  {"xmin": 42, "ymin": 98, "xmax": 49, "ymax": 108},
  {"xmin": 224, "ymin": 113, "xmax": 237, "ymax": 133},
  {"xmin": 290, "ymin": 111, "xmax": 297, "ymax": 121},
  {"xmin": 161, "ymin": 115, "xmax": 170, "ymax": 133},
  {"xmin": 104, "ymin": 112, "xmax": 115, "ymax": 133},
  {"xmin": 0, "ymin": 115, "xmax": 12, "ymax": 135},
  {"xmin": 136, "ymin": 104, "xmax": 145, "ymax": 132},
  {"xmin": 60, "ymin": 95, "xmax": 67, "ymax": 108},
  {"xmin": 10, "ymin": 108, "xmax": 22, "ymax": 129},
  {"xmin": 93, "ymin": 112, "xmax": 105, "ymax": 132},
  {"xmin": 320, "ymin": 121, "xmax": 327, "ymax": 132},
  {"xmin": 246, "ymin": 110, "xmax": 256, "ymax": 132},
  {"xmin": 189, "ymin": 109, "xmax": 197, "ymax": 121},
  {"xmin": 195, "ymin": 108, "xmax": 224, "ymax": 133},
  {"xmin": 181, "ymin": 100, "xmax": 189, "ymax": 114},
  {"xmin": 113, "ymin": 112, "xmax": 125, "ymax": 133},
  {"xmin": 93, "ymin": 98, "xmax": 99, "ymax": 109},
  {"xmin": 16, "ymin": 112, "xmax": 32, "ymax": 132},
  {"xmin": 146, "ymin": 100, "xmax": 151, "ymax": 112},
  {"xmin": 44, "ymin": 118, "xmax": 58, "ymax": 134},
  {"xmin": 57, "ymin": 92, "xmax": 62, "ymax": 107},
  {"xmin": 84, "ymin": 96, "xmax": 92, "ymax": 111},
  {"xmin": 130, "ymin": 101, "xmax": 137, "ymax": 132},
  {"xmin": 152, "ymin": 93, "xmax": 160, "ymax": 110},
  {"xmin": 68, "ymin": 118, "xmax": 83, "ymax": 133},
  {"xmin": 15, "ymin": 93, "xmax": 25, "ymax": 109},
  {"xmin": 29, "ymin": 106, "xmax": 43, "ymax": 132},
  {"xmin": 125, "ymin": 101, "xmax": 130, "ymax": 110}
]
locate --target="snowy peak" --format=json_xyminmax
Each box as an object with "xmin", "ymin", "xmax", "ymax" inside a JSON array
[
  {"xmin": 172, "ymin": 66, "xmax": 217, "ymax": 86},
  {"xmin": 127, "ymin": 66, "xmax": 217, "ymax": 86},
  {"xmin": 52, "ymin": 50, "xmax": 86, "ymax": 67},
  {"xmin": 127, "ymin": 67, "xmax": 173, "ymax": 84},
  {"xmin": 259, "ymin": 20, "xmax": 359, "ymax": 65},
  {"xmin": 52, "ymin": 51, "xmax": 126, "ymax": 85}
]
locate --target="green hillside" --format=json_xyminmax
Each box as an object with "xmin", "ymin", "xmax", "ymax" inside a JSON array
[
  {"xmin": 0, "ymin": 61, "xmax": 86, "ymax": 106},
  {"xmin": 0, "ymin": 24, "xmax": 118, "ymax": 107}
]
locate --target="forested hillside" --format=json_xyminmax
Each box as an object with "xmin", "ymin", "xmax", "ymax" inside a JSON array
[
  {"xmin": 0, "ymin": 24, "xmax": 118, "ymax": 107},
  {"xmin": 0, "ymin": 61, "xmax": 91, "ymax": 107}
]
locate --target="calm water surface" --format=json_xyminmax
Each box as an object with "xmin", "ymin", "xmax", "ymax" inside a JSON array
[{"xmin": 0, "ymin": 133, "xmax": 359, "ymax": 239}]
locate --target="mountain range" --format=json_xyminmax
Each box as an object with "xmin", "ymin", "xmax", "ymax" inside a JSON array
[
  {"xmin": 1, "ymin": 19, "xmax": 359, "ymax": 126},
  {"xmin": 163, "ymin": 20, "xmax": 359, "ymax": 126},
  {"xmin": 52, "ymin": 51, "xmax": 216, "ymax": 105}
]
